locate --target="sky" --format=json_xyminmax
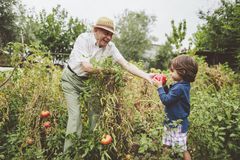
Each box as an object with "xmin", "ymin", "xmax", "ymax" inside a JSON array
[{"xmin": 21, "ymin": 0, "xmax": 222, "ymax": 47}]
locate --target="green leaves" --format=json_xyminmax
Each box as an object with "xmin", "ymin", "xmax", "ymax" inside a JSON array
[
  {"xmin": 0, "ymin": 0, "xmax": 19, "ymax": 47},
  {"xmin": 35, "ymin": 5, "xmax": 87, "ymax": 53},
  {"xmin": 165, "ymin": 20, "xmax": 187, "ymax": 50},
  {"xmin": 150, "ymin": 20, "xmax": 186, "ymax": 70},
  {"xmin": 138, "ymin": 134, "xmax": 153, "ymax": 154},
  {"xmin": 0, "ymin": 43, "xmax": 239, "ymax": 159},
  {"xmin": 193, "ymin": 0, "xmax": 240, "ymax": 70},
  {"xmin": 113, "ymin": 10, "xmax": 156, "ymax": 62},
  {"xmin": 189, "ymin": 62, "xmax": 240, "ymax": 159}
]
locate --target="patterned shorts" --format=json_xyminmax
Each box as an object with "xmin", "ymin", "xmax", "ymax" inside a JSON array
[{"xmin": 162, "ymin": 125, "xmax": 188, "ymax": 152}]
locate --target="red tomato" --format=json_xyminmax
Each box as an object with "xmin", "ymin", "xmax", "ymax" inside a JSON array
[
  {"xmin": 100, "ymin": 134, "xmax": 112, "ymax": 145},
  {"xmin": 153, "ymin": 74, "xmax": 167, "ymax": 85},
  {"xmin": 43, "ymin": 121, "xmax": 51, "ymax": 128},
  {"xmin": 40, "ymin": 111, "xmax": 50, "ymax": 118}
]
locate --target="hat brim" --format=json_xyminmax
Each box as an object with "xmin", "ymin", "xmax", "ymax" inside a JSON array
[{"xmin": 94, "ymin": 25, "xmax": 115, "ymax": 34}]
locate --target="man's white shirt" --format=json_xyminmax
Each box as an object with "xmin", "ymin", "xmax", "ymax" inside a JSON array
[
  {"xmin": 68, "ymin": 32, "xmax": 150, "ymax": 81},
  {"xmin": 68, "ymin": 32, "xmax": 124, "ymax": 76}
]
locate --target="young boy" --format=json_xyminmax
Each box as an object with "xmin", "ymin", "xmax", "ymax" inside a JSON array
[{"xmin": 153, "ymin": 55, "xmax": 198, "ymax": 160}]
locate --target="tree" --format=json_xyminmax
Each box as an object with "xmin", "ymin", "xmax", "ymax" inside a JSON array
[
  {"xmin": 113, "ymin": 10, "xmax": 157, "ymax": 61},
  {"xmin": 0, "ymin": 0, "xmax": 19, "ymax": 47},
  {"xmin": 15, "ymin": 3, "xmax": 40, "ymax": 45},
  {"xmin": 149, "ymin": 20, "xmax": 187, "ymax": 70},
  {"xmin": 150, "ymin": 41, "xmax": 174, "ymax": 70},
  {"xmin": 34, "ymin": 5, "xmax": 87, "ymax": 53},
  {"xmin": 193, "ymin": 0, "xmax": 240, "ymax": 69},
  {"xmin": 165, "ymin": 19, "xmax": 187, "ymax": 52}
]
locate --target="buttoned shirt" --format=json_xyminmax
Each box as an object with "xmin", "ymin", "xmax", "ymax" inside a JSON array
[
  {"xmin": 68, "ymin": 32, "xmax": 124, "ymax": 76},
  {"xmin": 157, "ymin": 81, "xmax": 191, "ymax": 133}
]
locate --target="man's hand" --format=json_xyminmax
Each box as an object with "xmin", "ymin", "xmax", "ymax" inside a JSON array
[
  {"xmin": 82, "ymin": 62, "xmax": 94, "ymax": 73},
  {"xmin": 91, "ymin": 67, "xmax": 103, "ymax": 74},
  {"xmin": 81, "ymin": 62, "xmax": 103, "ymax": 74},
  {"xmin": 146, "ymin": 73, "xmax": 155, "ymax": 84}
]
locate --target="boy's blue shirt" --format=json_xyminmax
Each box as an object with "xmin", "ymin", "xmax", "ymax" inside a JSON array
[{"xmin": 157, "ymin": 81, "xmax": 191, "ymax": 133}]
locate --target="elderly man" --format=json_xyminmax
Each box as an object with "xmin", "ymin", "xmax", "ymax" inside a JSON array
[{"xmin": 61, "ymin": 17, "xmax": 153, "ymax": 151}]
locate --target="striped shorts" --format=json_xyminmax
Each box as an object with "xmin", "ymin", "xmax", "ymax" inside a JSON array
[{"xmin": 162, "ymin": 125, "xmax": 188, "ymax": 152}]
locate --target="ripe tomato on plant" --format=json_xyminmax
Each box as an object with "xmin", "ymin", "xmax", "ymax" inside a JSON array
[
  {"xmin": 100, "ymin": 134, "xmax": 112, "ymax": 145},
  {"xmin": 153, "ymin": 74, "xmax": 167, "ymax": 85},
  {"xmin": 43, "ymin": 121, "xmax": 51, "ymax": 128},
  {"xmin": 40, "ymin": 110, "xmax": 50, "ymax": 118}
]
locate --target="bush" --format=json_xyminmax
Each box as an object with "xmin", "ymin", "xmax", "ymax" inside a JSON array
[{"xmin": 0, "ymin": 44, "xmax": 239, "ymax": 159}]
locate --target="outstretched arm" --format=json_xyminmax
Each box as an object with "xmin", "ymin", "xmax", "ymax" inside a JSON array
[{"xmin": 116, "ymin": 57, "xmax": 153, "ymax": 83}]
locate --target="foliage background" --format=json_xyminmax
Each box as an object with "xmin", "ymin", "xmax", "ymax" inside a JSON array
[
  {"xmin": 0, "ymin": 44, "xmax": 239, "ymax": 159},
  {"xmin": 0, "ymin": 0, "xmax": 240, "ymax": 159}
]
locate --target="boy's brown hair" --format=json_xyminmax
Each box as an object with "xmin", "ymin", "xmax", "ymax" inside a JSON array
[{"xmin": 169, "ymin": 55, "xmax": 198, "ymax": 82}]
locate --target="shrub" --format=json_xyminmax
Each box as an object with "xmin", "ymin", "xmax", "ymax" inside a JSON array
[{"xmin": 0, "ymin": 44, "xmax": 239, "ymax": 159}]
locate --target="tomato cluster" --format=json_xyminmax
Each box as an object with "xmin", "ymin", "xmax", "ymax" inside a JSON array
[{"xmin": 40, "ymin": 110, "xmax": 51, "ymax": 128}]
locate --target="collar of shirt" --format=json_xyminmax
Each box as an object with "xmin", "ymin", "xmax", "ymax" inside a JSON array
[{"xmin": 170, "ymin": 81, "xmax": 190, "ymax": 88}]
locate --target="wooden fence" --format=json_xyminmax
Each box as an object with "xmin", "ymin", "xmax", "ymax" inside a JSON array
[{"xmin": 196, "ymin": 50, "xmax": 238, "ymax": 71}]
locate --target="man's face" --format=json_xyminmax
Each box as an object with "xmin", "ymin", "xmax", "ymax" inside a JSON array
[{"xmin": 94, "ymin": 28, "xmax": 113, "ymax": 48}]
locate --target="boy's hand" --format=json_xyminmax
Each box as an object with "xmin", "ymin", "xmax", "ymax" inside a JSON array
[
  {"xmin": 153, "ymin": 78, "xmax": 163, "ymax": 88},
  {"xmin": 146, "ymin": 73, "xmax": 156, "ymax": 84},
  {"xmin": 152, "ymin": 74, "xmax": 167, "ymax": 85},
  {"xmin": 152, "ymin": 74, "xmax": 167, "ymax": 88}
]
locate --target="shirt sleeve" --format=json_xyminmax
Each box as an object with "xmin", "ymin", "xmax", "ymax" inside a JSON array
[
  {"xmin": 110, "ymin": 43, "xmax": 125, "ymax": 62},
  {"xmin": 109, "ymin": 44, "xmax": 150, "ymax": 80},
  {"xmin": 157, "ymin": 85, "xmax": 183, "ymax": 106}
]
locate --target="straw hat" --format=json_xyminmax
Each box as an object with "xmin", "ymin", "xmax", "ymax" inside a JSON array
[{"xmin": 94, "ymin": 17, "xmax": 115, "ymax": 34}]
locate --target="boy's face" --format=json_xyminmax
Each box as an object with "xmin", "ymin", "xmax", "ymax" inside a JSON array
[{"xmin": 170, "ymin": 67, "xmax": 183, "ymax": 82}]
